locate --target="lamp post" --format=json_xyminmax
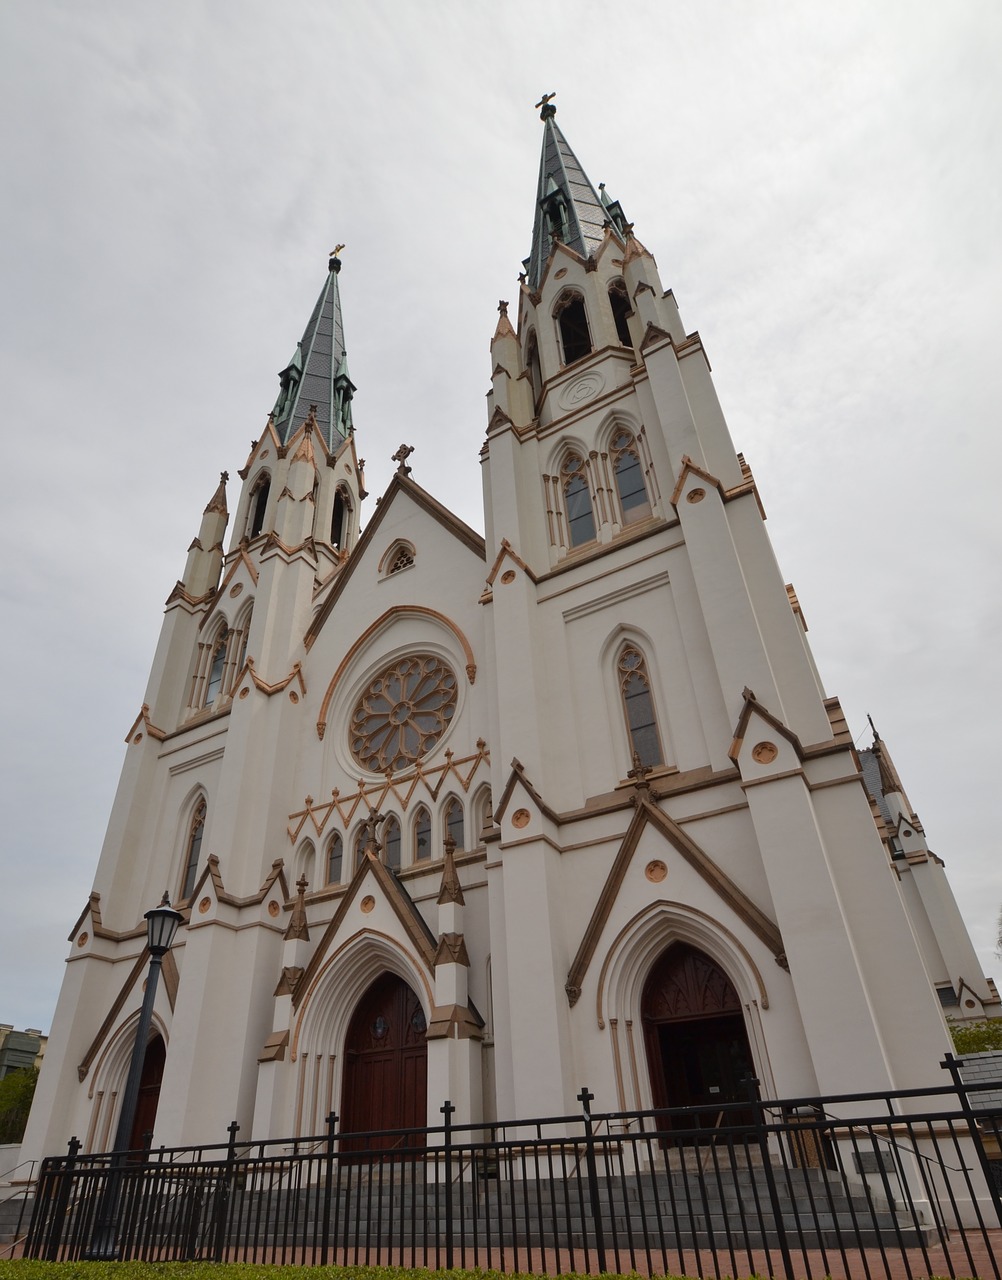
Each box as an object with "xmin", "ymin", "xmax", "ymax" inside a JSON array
[{"xmin": 85, "ymin": 892, "xmax": 183, "ymax": 1259}]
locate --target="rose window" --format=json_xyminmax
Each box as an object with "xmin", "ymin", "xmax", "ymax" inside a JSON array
[{"xmin": 350, "ymin": 655, "xmax": 457, "ymax": 773}]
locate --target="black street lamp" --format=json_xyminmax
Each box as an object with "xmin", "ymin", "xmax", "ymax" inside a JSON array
[{"xmin": 85, "ymin": 892, "xmax": 184, "ymax": 1259}]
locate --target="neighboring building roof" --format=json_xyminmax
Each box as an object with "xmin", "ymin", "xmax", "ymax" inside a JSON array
[
  {"xmin": 0, "ymin": 1026, "xmax": 45, "ymax": 1079},
  {"xmin": 271, "ymin": 254, "xmax": 354, "ymax": 452},
  {"xmin": 525, "ymin": 104, "xmax": 612, "ymax": 290}
]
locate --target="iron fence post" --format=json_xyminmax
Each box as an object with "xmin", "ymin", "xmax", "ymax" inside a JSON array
[
  {"xmin": 941, "ymin": 1051, "xmax": 1002, "ymax": 1226},
  {"xmin": 38, "ymin": 1137, "xmax": 80, "ymax": 1260},
  {"xmin": 577, "ymin": 1085, "xmax": 607, "ymax": 1274},
  {"xmin": 321, "ymin": 1110, "xmax": 337, "ymax": 1266},
  {"xmin": 211, "ymin": 1119, "xmax": 240, "ymax": 1262},
  {"xmin": 442, "ymin": 1099, "xmax": 455, "ymax": 1269},
  {"xmin": 745, "ymin": 1074, "xmax": 796, "ymax": 1280}
]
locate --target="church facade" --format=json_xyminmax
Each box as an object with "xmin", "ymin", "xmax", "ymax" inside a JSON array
[{"xmin": 23, "ymin": 106, "xmax": 998, "ymax": 1161}]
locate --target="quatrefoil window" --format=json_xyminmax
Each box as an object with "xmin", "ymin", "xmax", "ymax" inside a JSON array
[{"xmin": 350, "ymin": 655, "xmax": 458, "ymax": 773}]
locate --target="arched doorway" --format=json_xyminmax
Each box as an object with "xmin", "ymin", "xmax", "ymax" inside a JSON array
[
  {"xmin": 127, "ymin": 1034, "xmax": 166, "ymax": 1152},
  {"xmin": 340, "ymin": 972, "xmax": 427, "ymax": 1149},
  {"xmin": 642, "ymin": 942, "xmax": 754, "ymax": 1129}
]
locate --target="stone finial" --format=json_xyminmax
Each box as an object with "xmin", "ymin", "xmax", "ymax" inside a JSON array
[
  {"xmin": 492, "ymin": 300, "xmax": 517, "ymax": 344},
  {"xmin": 437, "ymin": 834, "xmax": 465, "ymax": 906},
  {"xmin": 392, "ymin": 443, "xmax": 414, "ymax": 476},
  {"xmin": 627, "ymin": 751, "xmax": 653, "ymax": 791},
  {"xmin": 204, "ymin": 471, "xmax": 229, "ymax": 516},
  {"xmin": 285, "ymin": 875, "xmax": 310, "ymax": 941}
]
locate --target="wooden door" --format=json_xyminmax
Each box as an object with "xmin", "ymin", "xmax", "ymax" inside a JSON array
[
  {"xmin": 642, "ymin": 943, "xmax": 754, "ymax": 1130},
  {"xmin": 340, "ymin": 972, "xmax": 427, "ymax": 1150},
  {"xmin": 127, "ymin": 1034, "xmax": 165, "ymax": 1152}
]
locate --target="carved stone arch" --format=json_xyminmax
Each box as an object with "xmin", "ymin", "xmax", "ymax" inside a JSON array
[
  {"xmin": 595, "ymin": 901, "xmax": 774, "ymax": 1110},
  {"xmin": 86, "ymin": 1009, "xmax": 169, "ymax": 1151},
  {"xmin": 544, "ymin": 432, "xmax": 593, "ymax": 480},
  {"xmin": 290, "ymin": 930, "xmax": 433, "ymax": 1137}
]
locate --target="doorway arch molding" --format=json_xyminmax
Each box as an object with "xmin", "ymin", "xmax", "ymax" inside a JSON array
[
  {"xmin": 596, "ymin": 899, "xmax": 770, "ymax": 1031},
  {"xmin": 595, "ymin": 901, "xmax": 775, "ymax": 1111},
  {"xmin": 85, "ymin": 1009, "xmax": 169, "ymax": 1151},
  {"xmin": 292, "ymin": 927, "xmax": 433, "ymax": 1066}
]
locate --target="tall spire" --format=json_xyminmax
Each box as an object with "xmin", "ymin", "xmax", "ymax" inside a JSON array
[
  {"xmin": 271, "ymin": 250, "xmax": 355, "ymax": 453},
  {"xmin": 525, "ymin": 97, "xmax": 615, "ymax": 290}
]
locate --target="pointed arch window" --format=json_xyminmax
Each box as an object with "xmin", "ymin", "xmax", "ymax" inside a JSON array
[
  {"xmin": 180, "ymin": 798, "xmax": 206, "ymax": 901},
  {"xmin": 326, "ymin": 833, "xmax": 343, "ymax": 885},
  {"xmin": 204, "ymin": 627, "xmax": 229, "ymax": 707},
  {"xmin": 383, "ymin": 816, "xmax": 401, "ymax": 871},
  {"xmin": 609, "ymin": 280, "xmax": 633, "ymax": 348},
  {"xmin": 478, "ymin": 788, "xmax": 494, "ymax": 839},
  {"xmin": 618, "ymin": 644, "xmax": 663, "ymax": 769},
  {"xmin": 561, "ymin": 453, "xmax": 596, "ymax": 547},
  {"xmin": 525, "ymin": 331, "xmax": 542, "ymax": 409},
  {"xmin": 444, "ymin": 798, "xmax": 465, "ymax": 852},
  {"xmin": 413, "ymin": 806, "xmax": 432, "ymax": 862},
  {"xmin": 331, "ymin": 487, "xmax": 350, "ymax": 550},
  {"xmin": 234, "ymin": 607, "xmax": 252, "ymax": 675},
  {"xmin": 610, "ymin": 429, "xmax": 651, "ymax": 524},
  {"xmin": 354, "ymin": 826, "xmax": 368, "ymax": 872},
  {"xmin": 248, "ymin": 476, "xmax": 270, "ymax": 540},
  {"xmin": 297, "ymin": 841, "xmax": 316, "ymax": 888},
  {"xmin": 554, "ymin": 291, "xmax": 592, "ymax": 365}
]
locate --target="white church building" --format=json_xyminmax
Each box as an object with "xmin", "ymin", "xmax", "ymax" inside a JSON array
[{"xmin": 22, "ymin": 104, "xmax": 998, "ymax": 1161}]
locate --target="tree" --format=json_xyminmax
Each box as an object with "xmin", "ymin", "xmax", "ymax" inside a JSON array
[
  {"xmin": 0, "ymin": 1067, "xmax": 38, "ymax": 1143},
  {"xmin": 948, "ymin": 1020, "xmax": 1002, "ymax": 1055}
]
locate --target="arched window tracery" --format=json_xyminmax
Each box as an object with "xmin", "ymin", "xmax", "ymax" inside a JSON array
[
  {"xmin": 180, "ymin": 798, "xmax": 206, "ymax": 901},
  {"xmin": 610, "ymin": 428, "xmax": 651, "ymax": 524},
  {"xmin": 561, "ymin": 453, "xmax": 596, "ymax": 547},
  {"xmin": 617, "ymin": 644, "xmax": 663, "ymax": 770},
  {"xmin": 204, "ymin": 626, "xmax": 229, "ymax": 708}
]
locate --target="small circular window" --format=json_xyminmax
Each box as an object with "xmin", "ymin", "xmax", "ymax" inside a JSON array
[{"xmin": 350, "ymin": 654, "xmax": 457, "ymax": 773}]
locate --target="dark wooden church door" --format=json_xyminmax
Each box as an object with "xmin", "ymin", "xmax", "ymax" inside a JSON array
[
  {"xmin": 340, "ymin": 972, "xmax": 427, "ymax": 1149},
  {"xmin": 127, "ymin": 1034, "xmax": 166, "ymax": 1152},
  {"xmin": 642, "ymin": 943, "xmax": 754, "ymax": 1130}
]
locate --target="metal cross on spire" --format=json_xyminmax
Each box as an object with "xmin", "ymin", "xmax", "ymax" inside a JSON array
[{"xmin": 535, "ymin": 91, "xmax": 557, "ymax": 119}]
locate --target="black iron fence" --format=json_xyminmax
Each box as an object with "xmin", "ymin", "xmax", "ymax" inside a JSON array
[{"xmin": 24, "ymin": 1057, "xmax": 1002, "ymax": 1279}]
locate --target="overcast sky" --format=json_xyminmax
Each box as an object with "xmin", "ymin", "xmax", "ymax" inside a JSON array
[{"xmin": 1, "ymin": 1, "xmax": 1000, "ymax": 1034}]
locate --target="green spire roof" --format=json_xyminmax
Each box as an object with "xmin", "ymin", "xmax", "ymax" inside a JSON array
[
  {"xmin": 271, "ymin": 254, "xmax": 354, "ymax": 451},
  {"xmin": 525, "ymin": 105, "xmax": 613, "ymax": 290}
]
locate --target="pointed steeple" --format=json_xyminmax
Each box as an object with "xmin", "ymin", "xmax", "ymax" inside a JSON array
[
  {"xmin": 525, "ymin": 97, "xmax": 617, "ymax": 290},
  {"xmin": 271, "ymin": 250, "xmax": 355, "ymax": 453}
]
